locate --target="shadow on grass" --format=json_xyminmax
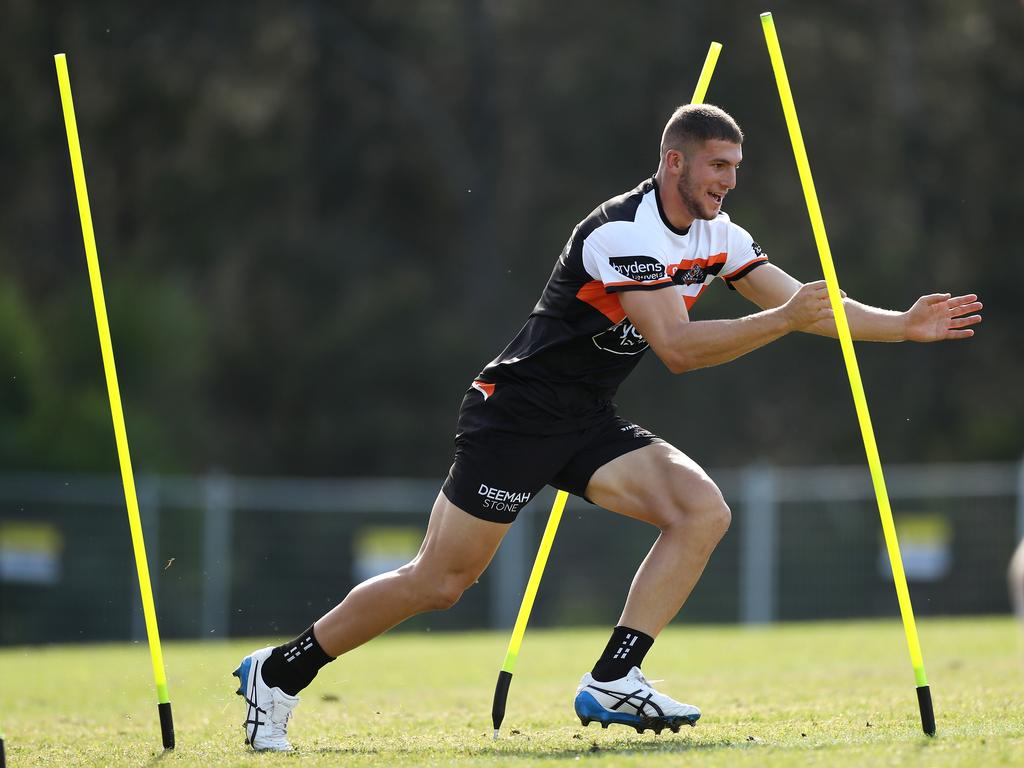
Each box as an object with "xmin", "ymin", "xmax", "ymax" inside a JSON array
[
  {"xmin": 307, "ymin": 735, "xmax": 753, "ymax": 760},
  {"xmin": 145, "ymin": 748, "xmax": 173, "ymax": 765}
]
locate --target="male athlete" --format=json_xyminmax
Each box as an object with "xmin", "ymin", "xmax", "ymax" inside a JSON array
[{"xmin": 232, "ymin": 105, "xmax": 982, "ymax": 750}]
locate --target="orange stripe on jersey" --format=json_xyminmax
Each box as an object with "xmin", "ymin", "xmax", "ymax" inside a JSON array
[
  {"xmin": 723, "ymin": 256, "xmax": 769, "ymax": 280},
  {"xmin": 683, "ymin": 285, "xmax": 708, "ymax": 310},
  {"xmin": 665, "ymin": 252, "xmax": 727, "ymax": 279},
  {"xmin": 576, "ymin": 280, "xmax": 627, "ymax": 323},
  {"xmin": 471, "ymin": 380, "xmax": 496, "ymax": 400}
]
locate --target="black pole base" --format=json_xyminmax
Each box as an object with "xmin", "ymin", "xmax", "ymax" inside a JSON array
[
  {"xmin": 159, "ymin": 701, "xmax": 175, "ymax": 749},
  {"xmin": 491, "ymin": 670, "xmax": 513, "ymax": 737},
  {"xmin": 1, "ymin": 735, "xmax": 6, "ymax": 768},
  {"xmin": 916, "ymin": 685, "xmax": 936, "ymax": 736}
]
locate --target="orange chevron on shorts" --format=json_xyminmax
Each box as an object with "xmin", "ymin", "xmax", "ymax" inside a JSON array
[{"xmin": 472, "ymin": 380, "xmax": 496, "ymax": 400}]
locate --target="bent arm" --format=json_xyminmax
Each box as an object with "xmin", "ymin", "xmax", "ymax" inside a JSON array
[
  {"xmin": 619, "ymin": 281, "xmax": 831, "ymax": 374},
  {"xmin": 733, "ymin": 263, "xmax": 983, "ymax": 342}
]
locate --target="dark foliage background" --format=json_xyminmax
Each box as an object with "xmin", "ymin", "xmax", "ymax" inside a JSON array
[{"xmin": 2, "ymin": 0, "xmax": 1021, "ymax": 480}]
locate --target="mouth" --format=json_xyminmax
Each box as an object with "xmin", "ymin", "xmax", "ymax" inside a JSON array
[{"xmin": 708, "ymin": 191, "xmax": 724, "ymax": 206}]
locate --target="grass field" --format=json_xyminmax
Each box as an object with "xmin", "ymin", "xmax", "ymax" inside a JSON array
[{"xmin": 1, "ymin": 617, "xmax": 1021, "ymax": 767}]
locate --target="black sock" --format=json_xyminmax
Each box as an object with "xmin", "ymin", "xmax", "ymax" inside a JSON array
[
  {"xmin": 590, "ymin": 625, "xmax": 655, "ymax": 682},
  {"xmin": 260, "ymin": 624, "xmax": 335, "ymax": 696}
]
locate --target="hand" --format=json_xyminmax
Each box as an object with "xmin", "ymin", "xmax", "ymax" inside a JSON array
[
  {"xmin": 904, "ymin": 293, "xmax": 983, "ymax": 342},
  {"xmin": 781, "ymin": 280, "xmax": 834, "ymax": 331}
]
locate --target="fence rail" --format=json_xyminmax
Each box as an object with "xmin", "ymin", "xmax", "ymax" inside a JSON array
[{"xmin": 1, "ymin": 459, "xmax": 1021, "ymax": 643}]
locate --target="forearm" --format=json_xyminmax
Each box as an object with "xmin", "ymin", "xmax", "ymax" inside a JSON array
[
  {"xmin": 803, "ymin": 298, "xmax": 907, "ymax": 342},
  {"xmin": 657, "ymin": 307, "xmax": 793, "ymax": 373}
]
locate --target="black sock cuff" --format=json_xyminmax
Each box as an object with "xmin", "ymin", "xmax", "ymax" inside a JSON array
[
  {"xmin": 591, "ymin": 625, "xmax": 656, "ymax": 682},
  {"xmin": 284, "ymin": 624, "xmax": 334, "ymax": 664},
  {"xmin": 262, "ymin": 624, "xmax": 335, "ymax": 695},
  {"xmin": 614, "ymin": 625, "xmax": 654, "ymax": 646}
]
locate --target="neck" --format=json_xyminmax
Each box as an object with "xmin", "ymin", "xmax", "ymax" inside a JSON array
[{"xmin": 654, "ymin": 167, "xmax": 696, "ymax": 231}]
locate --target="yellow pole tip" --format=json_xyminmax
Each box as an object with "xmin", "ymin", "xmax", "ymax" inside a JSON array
[
  {"xmin": 760, "ymin": 12, "xmax": 773, "ymax": 19},
  {"xmin": 55, "ymin": 52, "xmax": 66, "ymax": 60}
]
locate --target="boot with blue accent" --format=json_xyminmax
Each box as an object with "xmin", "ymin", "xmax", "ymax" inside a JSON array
[
  {"xmin": 574, "ymin": 666, "xmax": 700, "ymax": 734},
  {"xmin": 232, "ymin": 646, "xmax": 300, "ymax": 751}
]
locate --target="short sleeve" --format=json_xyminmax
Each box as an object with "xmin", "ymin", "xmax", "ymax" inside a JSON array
[
  {"xmin": 581, "ymin": 228, "xmax": 675, "ymax": 293},
  {"xmin": 722, "ymin": 222, "xmax": 770, "ymax": 290}
]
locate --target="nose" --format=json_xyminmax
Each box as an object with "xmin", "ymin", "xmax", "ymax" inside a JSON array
[{"xmin": 724, "ymin": 167, "xmax": 737, "ymax": 190}]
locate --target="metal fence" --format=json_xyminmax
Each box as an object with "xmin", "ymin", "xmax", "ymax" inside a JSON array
[{"xmin": 1, "ymin": 460, "xmax": 1021, "ymax": 644}]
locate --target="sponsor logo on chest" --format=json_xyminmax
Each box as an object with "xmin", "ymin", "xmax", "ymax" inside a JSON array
[
  {"xmin": 608, "ymin": 255, "xmax": 666, "ymax": 282},
  {"xmin": 592, "ymin": 318, "xmax": 649, "ymax": 356},
  {"xmin": 669, "ymin": 264, "xmax": 707, "ymax": 286}
]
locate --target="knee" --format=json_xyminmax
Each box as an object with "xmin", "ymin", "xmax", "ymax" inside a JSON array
[
  {"xmin": 664, "ymin": 485, "xmax": 731, "ymax": 540},
  {"xmin": 707, "ymin": 496, "xmax": 732, "ymax": 539},
  {"xmin": 421, "ymin": 570, "xmax": 478, "ymax": 611}
]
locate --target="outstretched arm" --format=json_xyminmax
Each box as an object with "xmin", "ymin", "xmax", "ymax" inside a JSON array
[
  {"xmin": 620, "ymin": 279, "xmax": 833, "ymax": 374},
  {"xmin": 733, "ymin": 263, "xmax": 983, "ymax": 342}
]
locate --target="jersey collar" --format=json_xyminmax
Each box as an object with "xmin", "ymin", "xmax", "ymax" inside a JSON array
[{"xmin": 651, "ymin": 176, "xmax": 691, "ymax": 237}]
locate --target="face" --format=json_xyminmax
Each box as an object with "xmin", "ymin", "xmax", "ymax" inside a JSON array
[{"xmin": 675, "ymin": 139, "xmax": 742, "ymax": 221}]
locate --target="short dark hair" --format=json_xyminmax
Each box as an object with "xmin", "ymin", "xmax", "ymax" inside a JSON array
[{"xmin": 660, "ymin": 104, "xmax": 744, "ymax": 157}]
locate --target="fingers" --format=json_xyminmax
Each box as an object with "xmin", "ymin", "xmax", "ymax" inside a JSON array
[
  {"xmin": 809, "ymin": 282, "xmax": 832, "ymax": 299},
  {"xmin": 928, "ymin": 292, "xmax": 980, "ymax": 311},
  {"xmin": 949, "ymin": 300, "xmax": 983, "ymax": 317},
  {"xmin": 946, "ymin": 313, "xmax": 978, "ymax": 327},
  {"xmin": 945, "ymin": 328, "xmax": 975, "ymax": 339},
  {"xmin": 945, "ymin": 312, "xmax": 982, "ymax": 339},
  {"xmin": 808, "ymin": 282, "xmax": 833, "ymax": 323},
  {"xmin": 949, "ymin": 314, "xmax": 982, "ymax": 329},
  {"xmin": 947, "ymin": 293, "xmax": 978, "ymax": 306},
  {"xmin": 785, "ymin": 281, "xmax": 834, "ymax": 329},
  {"xmin": 813, "ymin": 282, "xmax": 834, "ymax": 316},
  {"xmin": 804, "ymin": 280, "xmax": 845, "ymax": 299}
]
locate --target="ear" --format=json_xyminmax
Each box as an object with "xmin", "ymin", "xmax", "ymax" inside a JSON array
[{"xmin": 663, "ymin": 149, "xmax": 685, "ymax": 174}]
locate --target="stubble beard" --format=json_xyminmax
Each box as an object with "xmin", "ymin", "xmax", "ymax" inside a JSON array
[{"xmin": 677, "ymin": 168, "xmax": 714, "ymax": 221}]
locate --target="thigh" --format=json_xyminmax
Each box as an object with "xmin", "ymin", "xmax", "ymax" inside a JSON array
[
  {"xmin": 414, "ymin": 491, "xmax": 509, "ymax": 578},
  {"xmin": 584, "ymin": 440, "xmax": 724, "ymax": 528},
  {"xmin": 551, "ymin": 417, "xmax": 661, "ymax": 500}
]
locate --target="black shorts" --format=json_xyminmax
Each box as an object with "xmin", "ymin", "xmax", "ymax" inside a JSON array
[{"xmin": 441, "ymin": 389, "xmax": 662, "ymax": 523}]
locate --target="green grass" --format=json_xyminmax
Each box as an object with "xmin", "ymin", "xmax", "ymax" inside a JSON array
[{"xmin": 1, "ymin": 617, "xmax": 1022, "ymax": 767}]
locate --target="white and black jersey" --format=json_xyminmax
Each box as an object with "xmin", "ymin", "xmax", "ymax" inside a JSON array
[{"xmin": 470, "ymin": 176, "xmax": 769, "ymax": 433}]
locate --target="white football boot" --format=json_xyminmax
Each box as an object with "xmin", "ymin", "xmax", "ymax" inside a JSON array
[
  {"xmin": 574, "ymin": 666, "xmax": 701, "ymax": 734},
  {"xmin": 232, "ymin": 646, "xmax": 300, "ymax": 751}
]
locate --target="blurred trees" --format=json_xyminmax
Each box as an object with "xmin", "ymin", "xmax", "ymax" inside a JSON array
[{"xmin": 1, "ymin": 0, "xmax": 1021, "ymax": 478}]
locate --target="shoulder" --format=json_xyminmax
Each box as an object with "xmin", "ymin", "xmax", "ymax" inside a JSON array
[
  {"xmin": 572, "ymin": 179, "xmax": 659, "ymax": 257},
  {"xmin": 696, "ymin": 211, "xmax": 755, "ymax": 243},
  {"xmin": 601, "ymin": 178, "xmax": 655, "ymax": 222},
  {"xmin": 701, "ymin": 211, "xmax": 738, "ymax": 232},
  {"xmin": 579, "ymin": 178, "xmax": 655, "ymax": 236}
]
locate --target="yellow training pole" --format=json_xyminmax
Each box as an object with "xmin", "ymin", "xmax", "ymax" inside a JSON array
[
  {"xmin": 490, "ymin": 489, "xmax": 569, "ymax": 738},
  {"xmin": 54, "ymin": 53, "xmax": 175, "ymax": 750},
  {"xmin": 692, "ymin": 42, "xmax": 722, "ymax": 104},
  {"xmin": 500, "ymin": 490, "xmax": 568, "ymax": 678},
  {"xmin": 489, "ymin": 40, "xmax": 725, "ymax": 739},
  {"xmin": 759, "ymin": 13, "xmax": 935, "ymax": 736}
]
